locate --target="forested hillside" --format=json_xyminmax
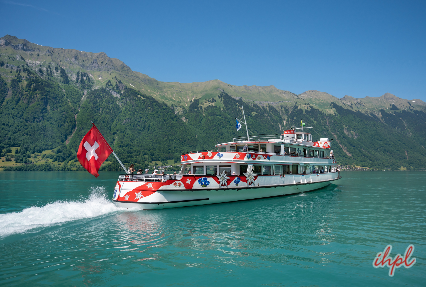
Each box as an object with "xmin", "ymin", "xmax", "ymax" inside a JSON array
[{"xmin": 1, "ymin": 35, "xmax": 426, "ymax": 171}]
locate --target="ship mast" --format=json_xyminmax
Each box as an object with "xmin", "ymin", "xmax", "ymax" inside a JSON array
[{"xmin": 242, "ymin": 105, "xmax": 250, "ymax": 141}]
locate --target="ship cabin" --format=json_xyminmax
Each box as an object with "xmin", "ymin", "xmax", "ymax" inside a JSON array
[{"xmin": 179, "ymin": 129, "xmax": 336, "ymax": 178}]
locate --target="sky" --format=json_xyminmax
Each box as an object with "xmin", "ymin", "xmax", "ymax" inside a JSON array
[{"xmin": 1, "ymin": 0, "xmax": 425, "ymax": 101}]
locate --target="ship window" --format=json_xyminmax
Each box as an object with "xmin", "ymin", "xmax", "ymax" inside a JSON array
[
  {"xmin": 320, "ymin": 151, "xmax": 324, "ymax": 158},
  {"xmin": 290, "ymin": 147, "xmax": 296, "ymax": 155},
  {"xmin": 292, "ymin": 165, "xmax": 298, "ymax": 174},
  {"xmin": 253, "ymin": 165, "xmax": 261, "ymax": 174},
  {"xmin": 236, "ymin": 145, "xmax": 244, "ymax": 152},
  {"xmin": 240, "ymin": 165, "xmax": 248, "ymax": 174},
  {"xmin": 206, "ymin": 165, "xmax": 217, "ymax": 175},
  {"xmin": 297, "ymin": 134, "xmax": 303, "ymax": 140},
  {"xmin": 219, "ymin": 165, "xmax": 231, "ymax": 176},
  {"xmin": 218, "ymin": 147, "xmax": 225, "ymax": 152},
  {"xmin": 230, "ymin": 145, "xmax": 236, "ymax": 152},
  {"xmin": 284, "ymin": 147, "xmax": 290, "ymax": 155},
  {"xmin": 283, "ymin": 165, "xmax": 290, "ymax": 174},
  {"xmin": 193, "ymin": 166, "xmax": 204, "ymax": 175},
  {"xmin": 248, "ymin": 145, "xmax": 259, "ymax": 152},
  {"xmin": 274, "ymin": 145, "xmax": 281, "ymax": 154},
  {"xmin": 260, "ymin": 144, "xmax": 266, "ymax": 152},
  {"xmin": 262, "ymin": 165, "xmax": 272, "ymax": 175},
  {"xmin": 181, "ymin": 164, "xmax": 190, "ymax": 174},
  {"xmin": 274, "ymin": 165, "xmax": 282, "ymax": 175}
]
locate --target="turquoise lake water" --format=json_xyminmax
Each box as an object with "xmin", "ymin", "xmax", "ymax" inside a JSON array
[{"xmin": 0, "ymin": 171, "xmax": 425, "ymax": 286}]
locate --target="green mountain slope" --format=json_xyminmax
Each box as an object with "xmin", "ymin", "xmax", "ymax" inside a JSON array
[{"xmin": 1, "ymin": 35, "xmax": 426, "ymax": 171}]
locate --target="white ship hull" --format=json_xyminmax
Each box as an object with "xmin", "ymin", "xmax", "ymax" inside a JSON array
[{"xmin": 113, "ymin": 173, "xmax": 340, "ymax": 210}]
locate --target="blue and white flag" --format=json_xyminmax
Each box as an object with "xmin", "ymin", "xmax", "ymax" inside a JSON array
[{"xmin": 236, "ymin": 118, "xmax": 242, "ymax": 131}]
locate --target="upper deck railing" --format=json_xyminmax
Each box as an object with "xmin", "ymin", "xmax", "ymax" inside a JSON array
[{"xmin": 119, "ymin": 173, "xmax": 184, "ymax": 182}]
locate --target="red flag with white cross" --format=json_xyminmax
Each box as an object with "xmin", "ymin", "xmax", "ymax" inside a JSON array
[{"xmin": 77, "ymin": 123, "xmax": 113, "ymax": 177}]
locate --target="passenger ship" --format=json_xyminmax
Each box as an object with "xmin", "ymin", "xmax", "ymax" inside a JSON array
[{"xmin": 112, "ymin": 127, "xmax": 340, "ymax": 210}]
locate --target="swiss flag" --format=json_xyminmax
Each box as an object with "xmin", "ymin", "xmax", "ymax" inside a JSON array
[{"xmin": 77, "ymin": 124, "xmax": 113, "ymax": 177}]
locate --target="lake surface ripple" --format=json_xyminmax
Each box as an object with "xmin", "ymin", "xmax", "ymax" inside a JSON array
[{"xmin": 0, "ymin": 171, "xmax": 425, "ymax": 286}]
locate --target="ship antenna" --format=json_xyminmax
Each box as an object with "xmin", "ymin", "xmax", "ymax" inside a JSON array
[{"xmin": 242, "ymin": 105, "xmax": 250, "ymax": 141}]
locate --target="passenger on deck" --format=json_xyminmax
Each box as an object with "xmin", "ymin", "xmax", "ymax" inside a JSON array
[
  {"xmin": 128, "ymin": 164, "xmax": 135, "ymax": 174},
  {"xmin": 153, "ymin": 169, "xmax": 158, "ymax": 175},
  {"xmin": 243, "ymin": 144, "xmax": 248, "ymax": 152},
  {"xmin": 137, "ymin": 169, "xmax": 142, "ymax": 174}
]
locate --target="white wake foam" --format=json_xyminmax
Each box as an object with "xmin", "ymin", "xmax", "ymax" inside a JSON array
[{"xmin": 0, "ymin": 187, "xmax": 123, "ymax": 238}]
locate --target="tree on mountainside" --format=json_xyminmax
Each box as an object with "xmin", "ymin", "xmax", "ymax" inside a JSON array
[{"xmin": 60, "ymin": 67, "xmax": 69, "ymax": 84}]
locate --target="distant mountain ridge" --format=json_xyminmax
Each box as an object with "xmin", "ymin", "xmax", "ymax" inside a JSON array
[
  {"xmin": 1, "ymin": 35, "xmax": 424, "ymax": 111},
  {"xmin": 1, "ymin": 35, "xmax": 426, "ymax": 171}
]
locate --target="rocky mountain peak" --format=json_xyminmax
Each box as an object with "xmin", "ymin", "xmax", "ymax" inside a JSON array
[
  {"xmin": 381, "ymin": 93, "xmax": 398, "ymax": 101},
  {"xmin": 0, "ymin": 35, "xmax": 35, "ymax": 51}
]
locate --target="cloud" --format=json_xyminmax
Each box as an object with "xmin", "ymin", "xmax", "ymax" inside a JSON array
[{"xmin": 2, "ymin": 0, "xmax": 55, "ymax": 14}]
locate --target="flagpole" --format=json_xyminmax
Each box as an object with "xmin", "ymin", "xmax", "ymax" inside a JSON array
[
  {"xmin": 112, "ymin": 151, "xmax": 127, "ymax": 173},
  {"xmin": 91, "ymin": 122, "xmax": 127, "ymax": 173},
  {"xmin": 242, "ymin": 106, "xmax": 250, "ymax": 141}
]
